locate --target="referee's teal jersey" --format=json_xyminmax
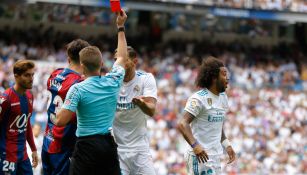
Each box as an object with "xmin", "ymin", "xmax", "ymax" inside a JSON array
[{"xmin": 62, "ymin": 64, "xmax": 125, "ymax": 137}]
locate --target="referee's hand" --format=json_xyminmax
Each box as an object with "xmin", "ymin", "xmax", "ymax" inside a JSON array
[
  {"xmin": 193, "ymin": 144, "xmax": 209, "ymax": 163},
  {"xmin": 116, "ymin": 10, "xmax": 127, "ymax": 28}
]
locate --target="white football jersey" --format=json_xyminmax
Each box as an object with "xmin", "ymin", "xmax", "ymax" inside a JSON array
[
  {"xmin": 184, "ymin": 88, "xmax": 229, "ymax": 155},
  {"xmin": 113, "ymin": 71, "xmax": 157, "ymax": 152}
]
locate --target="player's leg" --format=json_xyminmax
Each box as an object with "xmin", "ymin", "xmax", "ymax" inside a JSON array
[
  {"xmin": 185, "ymin": 152, "xmax": 222, "ymax": 175},
  {"xmin": 185, "ymin": 152, "xmax": 200, "ymax": 175},
  {"xmin": 198, "ymin": 155, "xmax": 221, "ymax": 175},
  {"xmin": 41, "ymin": 149, "xmax": 52, "ymax": 175},
  {"xmin": 50, "ymin": 151, "xmax": 72, "ymax": 175},
  {"xmin": 118, "ymin": 152, "xmax": 130, "ymax": 175},
  {"xmin": 210, "ymin": 155, "xmax": 222, "ymax": 175},
  {"xmin": 68, "ymin": 140, "xmax": 91, "ymax": 175},
  {"xmin": 16, "ymin": 158, "xmax": 33, "ymax": 175},
  {"xmin": 131, "ymin": 151, "xmax": 156, "ymax": 175}
]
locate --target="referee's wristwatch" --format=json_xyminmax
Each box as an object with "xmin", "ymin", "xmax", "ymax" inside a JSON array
[{"xmin": 118, "ymin": 26, "xmax": 125, "ymax": 33}]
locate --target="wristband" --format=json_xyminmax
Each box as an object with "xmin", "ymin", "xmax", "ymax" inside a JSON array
[
  {"xmin": 191, "ymin": 140, "xmax": 199, "ymax": 148},
  {"xmin": 118, "ymin": 27, "xmax": 125, "ymax": 33},
  {"xmin": 222, "ymin": 139, "xmax": 231, "ymax": 148}
]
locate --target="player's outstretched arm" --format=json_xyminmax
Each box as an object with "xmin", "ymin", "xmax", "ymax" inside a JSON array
[
  {"xmin": 177, "ymin": 112, "xmax": 209, "ymax": 163},
  {"xmin": 114, "ymin": 10, "xmax": 128, "ymax": 68},
  {"xmin": 132, "ymin": 97, "xmax": 156, "ymax": 117},
  {"xmin": 221, "ymin": 127, "xmax": 236, "ymax": 164}
]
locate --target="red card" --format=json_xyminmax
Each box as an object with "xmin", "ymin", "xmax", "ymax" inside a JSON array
[{"xmin": 110, "ymin": 0, "xmax": 121, "ymax": 12}]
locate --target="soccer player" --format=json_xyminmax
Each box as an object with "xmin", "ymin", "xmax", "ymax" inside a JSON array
[
  {"xmin": 112, "ymin": 46, "xmax": 157, "ymax": 175},
  {"xmin": 54, "ymin": 10, "xmax": 128, "ymax": 175},
  {"xmin": 0, "ymin": 60, "xmax": 38, "ymax": 175},
  {"xmin": 177, "ymin": 57, "xmax": 236, "ymax": 175},
  {"xmin": 41, "ymin": 39, "xmax": 90, "ymax": 175}
]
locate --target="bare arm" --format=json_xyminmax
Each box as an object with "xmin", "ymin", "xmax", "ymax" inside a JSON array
[
  {"xmin": 114, "ymin": 10, "xmax": 128, "ymax": 68},
  {"xmin": 221, "ymin": 123, "xmax": 236, "ymax": 164},
  {"xmin": 177, "ymin": 112, "xmax": 197, "ymax": 145},
  {"xmin": 132, "ymin": 97, "xmax": 156, "ymax": 117},
  {"xmin": 177, "ymin": 112, "xmax": 209, "ymax": 163},
  {"xmin": 26, "ymin": 120, "xmax": 38, "ymax": 168},
  {"xmin": 55, "ymin": 85, "xmax": 79, "ymax": 127},
  {"xmin": 54, "ymin": 109, "xmax": 74, "ymax": 127}
]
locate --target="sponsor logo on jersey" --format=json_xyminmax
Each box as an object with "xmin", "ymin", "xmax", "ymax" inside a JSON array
[
  {"xmin": 208, "ymin": 115, "xmax": 224, "ymax": 122},
  {"xmin": 9, "ymin": 113, "xmax": 31, "ymax": 133},
  {"xmin": 116, "ymin": 102, "xmax": 136, "ymax": 110}
]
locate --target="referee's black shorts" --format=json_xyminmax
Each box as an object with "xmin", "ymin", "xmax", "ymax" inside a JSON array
[{"xmin": 69, "ymin": 133, "xmax": 121, "ymax": 175}]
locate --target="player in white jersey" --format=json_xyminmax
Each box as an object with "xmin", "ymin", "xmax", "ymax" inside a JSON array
[
  {"xmin": 112, "ymin": 46, "xmax": 157, "ymax": 175},
  {"xmin": 177, "ymin": 56, "xmax": 236, "ymax": 175}
]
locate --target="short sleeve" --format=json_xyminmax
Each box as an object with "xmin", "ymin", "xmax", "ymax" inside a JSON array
[
  {"xmin": 143, "ymin": 74, "xmax": 157, "ymax": 99},
  {"xmin": 105, "ymin": 64, "xmax": 125, "ymax": 85},
  {"xmin": 62, "ymin": 84, "xmax": 80, "ymax": 112},
  {"xmin": 184, "ymin": 97, "xmax": 202, "ymax": 118}
]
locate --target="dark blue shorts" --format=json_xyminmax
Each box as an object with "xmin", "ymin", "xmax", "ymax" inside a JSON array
[
  {"xmin": 0, "ymin": 158, "xmax": 32, "ymax": 175},
  {"xmin": 41, "ymin": 150, "xmax": 72, "ymax": 175}
]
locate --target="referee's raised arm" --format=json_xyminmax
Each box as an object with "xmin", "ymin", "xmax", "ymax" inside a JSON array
[{"xmin": 115, "ymin": 10, "xmax": 128, "ymax": 68}]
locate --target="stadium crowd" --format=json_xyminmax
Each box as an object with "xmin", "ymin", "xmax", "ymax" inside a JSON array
[
  {"xmin": 0, "ymin": 2, "xmax": 300, "ymax": 35},
  {"xmin": 213, "ymin": 0, "xmax": 307, "ymax": 12},
  {"xmin": 156, "ymin": 0, "xmax": 307, "ymax": 12},
  {"xmin": 1, "ymin": 26, "xmax": 307, "ymax": 175}
]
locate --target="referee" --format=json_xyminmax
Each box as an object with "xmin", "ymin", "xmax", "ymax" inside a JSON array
[{"xmin": 54, "ymin": 10, "xmax": 128, "ymax": 175}]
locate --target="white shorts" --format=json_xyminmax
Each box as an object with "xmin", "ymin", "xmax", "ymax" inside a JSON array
[
  {"xmin": 185, "ymin": 152, "xmax": 222, "ymax": 175},
  {"xmin": 119, "ymin": 151, "xmax": 156, "ymax": 175}
]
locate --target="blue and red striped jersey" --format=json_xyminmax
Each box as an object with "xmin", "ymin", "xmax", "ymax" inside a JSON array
[
  {"xmin": 43, "ymin": 68, "xmax": 82, "ymax": 153},
  {"xmin": 0, "ymin": 88, "xmax": 36, "ymax": 162}
]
